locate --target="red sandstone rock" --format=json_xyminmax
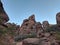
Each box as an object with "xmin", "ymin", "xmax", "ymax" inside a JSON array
[
  {"xmin": 20, "ymin": 15, "xmax": 43, "ymax": 35},
  {"xmin": 22, "ymin": 38, "xmax": 40, "ymax": 45},
  {"xmin": 0, "ymin": 1, "xmax": 9, "ymax": 24}
]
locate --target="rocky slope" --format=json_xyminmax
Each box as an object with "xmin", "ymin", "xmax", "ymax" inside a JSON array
[{"xmin": 0, "ymin": 0, "xmax": 60, "ymax": 45}]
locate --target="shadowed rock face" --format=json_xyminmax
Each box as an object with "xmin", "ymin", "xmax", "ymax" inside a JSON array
[
  {"xmin": 35, "ymin": 22, "xmax": 43, "ymax": 32},
  {"xmin": 56, "ymin": 12, "xmax": 60, "ymax": 26},
  {"xmin": 22, "ymin": 38, "xmax": 40, "ymax": 45},
  {"xmin": 0, "ymin": 1, "xmax": 9, "ymax": 24},
  {"xmin": 42, "ymin": 21, "xmax": 49, "ymax": 30}
]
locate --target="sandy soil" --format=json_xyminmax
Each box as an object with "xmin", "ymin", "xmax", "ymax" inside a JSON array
[{"xmin": 16, "ymin": 42, "xmax": 22, "ymax": 45}]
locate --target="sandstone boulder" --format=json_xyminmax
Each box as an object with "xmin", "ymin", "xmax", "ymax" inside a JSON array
[
  {"xmin": 56, "ymin": 12, "xmax": 60, "ymax": 25},
  {"xmin": 22, "ymin": 38, "xmax": 40, "ymax": 45}
]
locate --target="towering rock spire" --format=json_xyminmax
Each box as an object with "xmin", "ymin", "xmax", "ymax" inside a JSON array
[{"xmin": 20, "ymin": 15, "xmax": 43, "ymax": 35}]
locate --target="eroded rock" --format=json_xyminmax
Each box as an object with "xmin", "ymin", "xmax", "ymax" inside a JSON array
[
  {"xmin": 0, "ymin": 1, "xmax": 9, "ymax": 24},
  {"xmin": 42, "ymin": 21, "xmax": 49, "ymax": 30},
  {"xmin": 22, "ymin": 38, "xmax": 40, "ymax": 45},
  {"xmin": 20, "ymin": 15, "xmax": 43, "ymax": 35}
]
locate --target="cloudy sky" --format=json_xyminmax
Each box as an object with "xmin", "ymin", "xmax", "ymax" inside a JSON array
[{"xmin": 1, "ymin": 0, "xmax": 60, "ymax": 25}]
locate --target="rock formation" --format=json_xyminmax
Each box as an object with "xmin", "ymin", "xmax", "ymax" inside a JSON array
[
  {"xmin": 22, "ymin": 32, "xmax": 59, "ymax": 45},
  {"xmin": 35, "ymin": 22, "xmax": 43, "ymax": 32},
  {"xmin": 0, "ymin": 1, "xmax": 9, "ymax": 24},
  {"xmin": 42, "ymin": 21, "xmax": 49, "ymax": 30},
  {"xmin": 1, "ymin": 0, "xmax": 60, "ymax": 45},
  {"xmin": 36, "ymin": 22, "xmax": 43, "ymax": 38},
  {"xmin": 20, "ymin": 15, "xmax": 43, "ymax": 35},
  {"xmin": 56, "ymin": 12, "xmax": 60, "ymax": 26},
  {"xmin": 0, "ymin": 1, "xmax": 16, "ymax": 45},
  {"xmin": 18, "ymin": 13, "xmax": 60, "ymax": 45},
  {"xmin": 48, "ymin": 12, "xmax": 60, "ymax": 31},
  {"xmin": 22, "ymin": 38, "xmax": 40, "ymax": 45}
]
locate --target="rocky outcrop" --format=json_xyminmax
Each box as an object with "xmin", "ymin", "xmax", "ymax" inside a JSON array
[
  {"xmin": 56, "ymin": 12, "xmax": 60, "ymax": 25},
  {"xmin": 1, "ymin": 0, "xmax": 60, "ymax": 44},
  {"xmin": 19, "ymin": 13, "xmax": 60, "ymax": 45},
  {"xmin": 0, "ymin": 1, "xmax": 9, "ymax": 24},
  {"xmin": 42, "ymin": 21, "xmax": 49, "ymax": 30},
  {"xmin": 22, "ymin": 32, "xmax": 59, "ymax": 45},
  {"xmin": 35, "ymin": 22, "xmax": 43, "ymax": 32},
  {"xmin": 20, "ymin": 15, "xmax": 43, "ymax": 35},
  {"xmin": 0, "ymin": 1, "xmax": 16, "ymax": 45},
  {"xmin": 55, "ymin": 12, "xmax": 60, "ymax": 30}
]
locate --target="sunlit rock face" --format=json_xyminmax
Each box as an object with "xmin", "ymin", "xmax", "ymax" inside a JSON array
[
  {"xmin": 42, "ymin": 21, "xmax": 49, "ymax": 30},
  {"xmin": 0, "ymin": 1, "xmax": 9, "ymax": 24},
  {"xmin": 35, "ymin": 22, "xmax": 43, "ymax": 38},
  {"xmin": 56, "ymin": 12, "xmax": 60, "ymax": 26},
  {"xmin": 35, "ymin": 22, "xmax": 43, "ymax": 31},
  {"xmin": 20, "ymin": 15, "xmax": 43, "ymax": 35},
  {"xmin": 22, "ymin": 38, "xmax": 40, "ymax": 45},
  {"xmin": 20, "ymin": 15, "xmax": 36, "ymax": 34}
]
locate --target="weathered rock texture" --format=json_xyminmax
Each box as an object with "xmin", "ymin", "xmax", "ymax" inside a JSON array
[
  {"xmin": 18, "ymin": 12, "xmax": 60, "ymax": 45},
  {"xmin": 1, "ymin": 0, "xmax": 60, "ymax": 45},
  {"xmin": 0, "ymin": 1, "xmax": 9, "ymax": 24},
  {"xmin": 22, "ymin": 38, "xmax": 40, "ymax": 45},
  {"xmin": 20, "ymin": 15, "xmax": 43, "ymax": 35},
  {"xmin": 22, "ymin": 32, "xmax": 59, "ymax": 45},
  {"xmin": 42, "ymin": 21, "xmax": 49, "ymax": 30},
  {"xmin": 56, "ymin": 12, "xmax": 60, "ymax": 25},
  {"xmin": 0, "ymin": 1, "xmax": 16, "ymax": 45}
]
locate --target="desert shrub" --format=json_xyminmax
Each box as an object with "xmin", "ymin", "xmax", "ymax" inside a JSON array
[
  {"xmin": 14, "ymin": 33, "xmax": 37, "ymax": 42},
  {"xmin": 46, "ymin": 25, "xmax": 60, "ymax": 33},
  {"xmin": 45, "ymin": 25, "xmax": 60, "ymax": 40},
  {"xmin": 46, "ymin": 27, "xmax": 55, "ymax": 32},
  {"xmin": 0, "ymin": 23, "xmax": 19, "ymax": 45},
  {"xmin": 55, "ymin": 31, "xmax": 60, "ymax": 40}
]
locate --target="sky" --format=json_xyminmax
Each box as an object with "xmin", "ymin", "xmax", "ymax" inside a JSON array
[{"xmin": 1, "ymin": 0, "xmax": 60, "ymax": 25}]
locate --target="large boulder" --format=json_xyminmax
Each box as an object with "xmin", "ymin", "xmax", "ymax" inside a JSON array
[
  {"xmin": 22, "ymin": 38, "xmax": 40, "ymax": 45},
  {"xmin": 22, "ymin": 36, "xmax": 58, "ymax": 45}
]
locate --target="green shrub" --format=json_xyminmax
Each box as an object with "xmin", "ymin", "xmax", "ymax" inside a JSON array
[
  {"xmin": 55, "ymin": 31, "xmax": 60, "ymax": 40},
  {"xmin": 14, "ymin": 33, "xmax": 37, "ymax": 42}
]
